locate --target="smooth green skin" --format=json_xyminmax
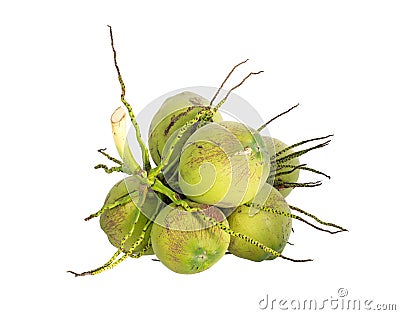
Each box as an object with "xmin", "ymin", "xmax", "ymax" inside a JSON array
[
  {"xmin": 150, "ymin": 201, "xmax": 230, "ymax": 274},
  {"xmin": 148, "ymin": 91, "xmax": 222, "ymax": 166},
  {"xmin": 100, "ymin": 176, "xmax": 160, "ymax": 255},
  {"xmin": 227, "ymin": 184, "xmax": 292, "ymax": 262},
  {"xmin": 178, "ymin": 121, "xmax": 270, "ymax": 208},
  {"xmin": 264, "ymin": 136, "xmax": 300, "ymax": 198}
]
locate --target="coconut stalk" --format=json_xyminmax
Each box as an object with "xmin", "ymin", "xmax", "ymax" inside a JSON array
[{"xmin": 111, "ymin": 106, "xmax": 142, "ymax": 174}]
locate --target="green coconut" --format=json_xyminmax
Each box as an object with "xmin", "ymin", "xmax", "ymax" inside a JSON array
[
  {"xmin": 148, "ymin": 91, "xmax": 222, "ymax": 166},
  {"xmin": 150, "ymin": 201, "xmax": 230, "ymax": 274},
  {"xmin": 227, "ymin": 184, "xmax": 292, "ymax": 262},
  {"xmin": 100, "ymin": 175, "xmax": 160, "ymax": 255},
  {"xmin": 178, "ymin": 121, "xmax": 270, "ymax": 208}
]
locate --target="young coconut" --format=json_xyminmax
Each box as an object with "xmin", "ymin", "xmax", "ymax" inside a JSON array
[
  {"xmin": 227, "ymin": 184, "xmax": 292, "ymax": 261},
  {"xmin": 100, "ymin": 175, "xmax": 161, "ymax": 255},
  {"xmin": 178, "ymin": 121, "xmax": 270, "ymax": 208},
  {"xmin": 150, "ymin": 201, "xmax": 230, "ymax": 274},
  {"xmin": 148, "ymin": 91, "xmax": 223, "ymax": 166}
]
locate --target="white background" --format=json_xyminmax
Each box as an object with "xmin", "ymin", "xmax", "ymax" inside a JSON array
[{"xmin": 1, "ymin": 1, "xmax": 399, "ymax": 314}]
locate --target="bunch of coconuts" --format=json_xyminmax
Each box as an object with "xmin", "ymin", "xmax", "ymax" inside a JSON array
[{"xmin": 68, "ymin": 27, "xmax": 346, "ymax": 277}]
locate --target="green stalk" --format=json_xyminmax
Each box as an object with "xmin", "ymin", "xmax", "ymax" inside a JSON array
[
  {"xmin": 151, "ymin": 179, "xmax": 200, "ymax": 212},
  {"xmin": 147, "ymin": 111, "xmax": 205, "ymax": 182},
  {"xmin": 108, "ymin": 25, "xmax": 151, "ymax": 172}
]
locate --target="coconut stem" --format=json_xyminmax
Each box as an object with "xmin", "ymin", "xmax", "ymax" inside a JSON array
[
  {"xmin": 108, "ymin": 25, "xmax": 151, "ymax": 172},
  {"xmin": 97, "ymin": 148, "xmax": 123, "ymax": 165},
  {"xmin": 249, "ymin": 203, "xmax": 346, "ymax": 235},
  {"xmin": 84, "ymin": 193, "xmax": 132, "ymax": 221},
  {"xmin": 90, "ymin": 208, "xmax": 142, "ymax": 271},
  {"xmin": 275, "ymin": 164, "xmax": 331, "ymax": 179},
  {"xmin": 98, "ymin": 220, "xmax": 152, "ymax": 273},
  {"xmin": 289, "ymin": 205, "xmax": 348, "ymax": 232},
  {"xmin": 280, "ymin": 255, "xmax": 313, "ymax": 263},
  {"xmin": 151, "ymin": 179, "xmax": 202, "ymax": 212},
  {"xmin": 274, "ymin": 140, "xmax": 331, "ymax": 165},
  {"xmin": 213, "ymin": 70, "xmax": 264, "ymax": 112},
  {"xmin": 275, "ymin": 181, "xmax": 323, "ymax": 189},
  {"xmin": 119, "ymin": 208, "xmax": 141, "ymax": 251},
  {"xmin": 209, "ymin": 59, "xmax": 249, "ymax": 106},
  {"xmin": 67, "ymin": 224, "xmax": 152, "ymax": 277},
  {"xmin": 274, "ymin": 134, "xmax": 333, "ymax": 159},
  {"xmin": 198, "ymin": 211, "xmax": 312, "ymax": 262},
  {"xmin": 76, "ymin": 185, "xmax": 157, "ymax": 276},
  {"xmin": 269, "ymin": 163, "xmax": 307, "ymax": 179},
  {"xmin": 257, "ymin": 103, "xmax": 299, "ymax": 132},
  {"xmin": 94, "ymin": 164, "xmax": 123, "ymax": 174}
]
